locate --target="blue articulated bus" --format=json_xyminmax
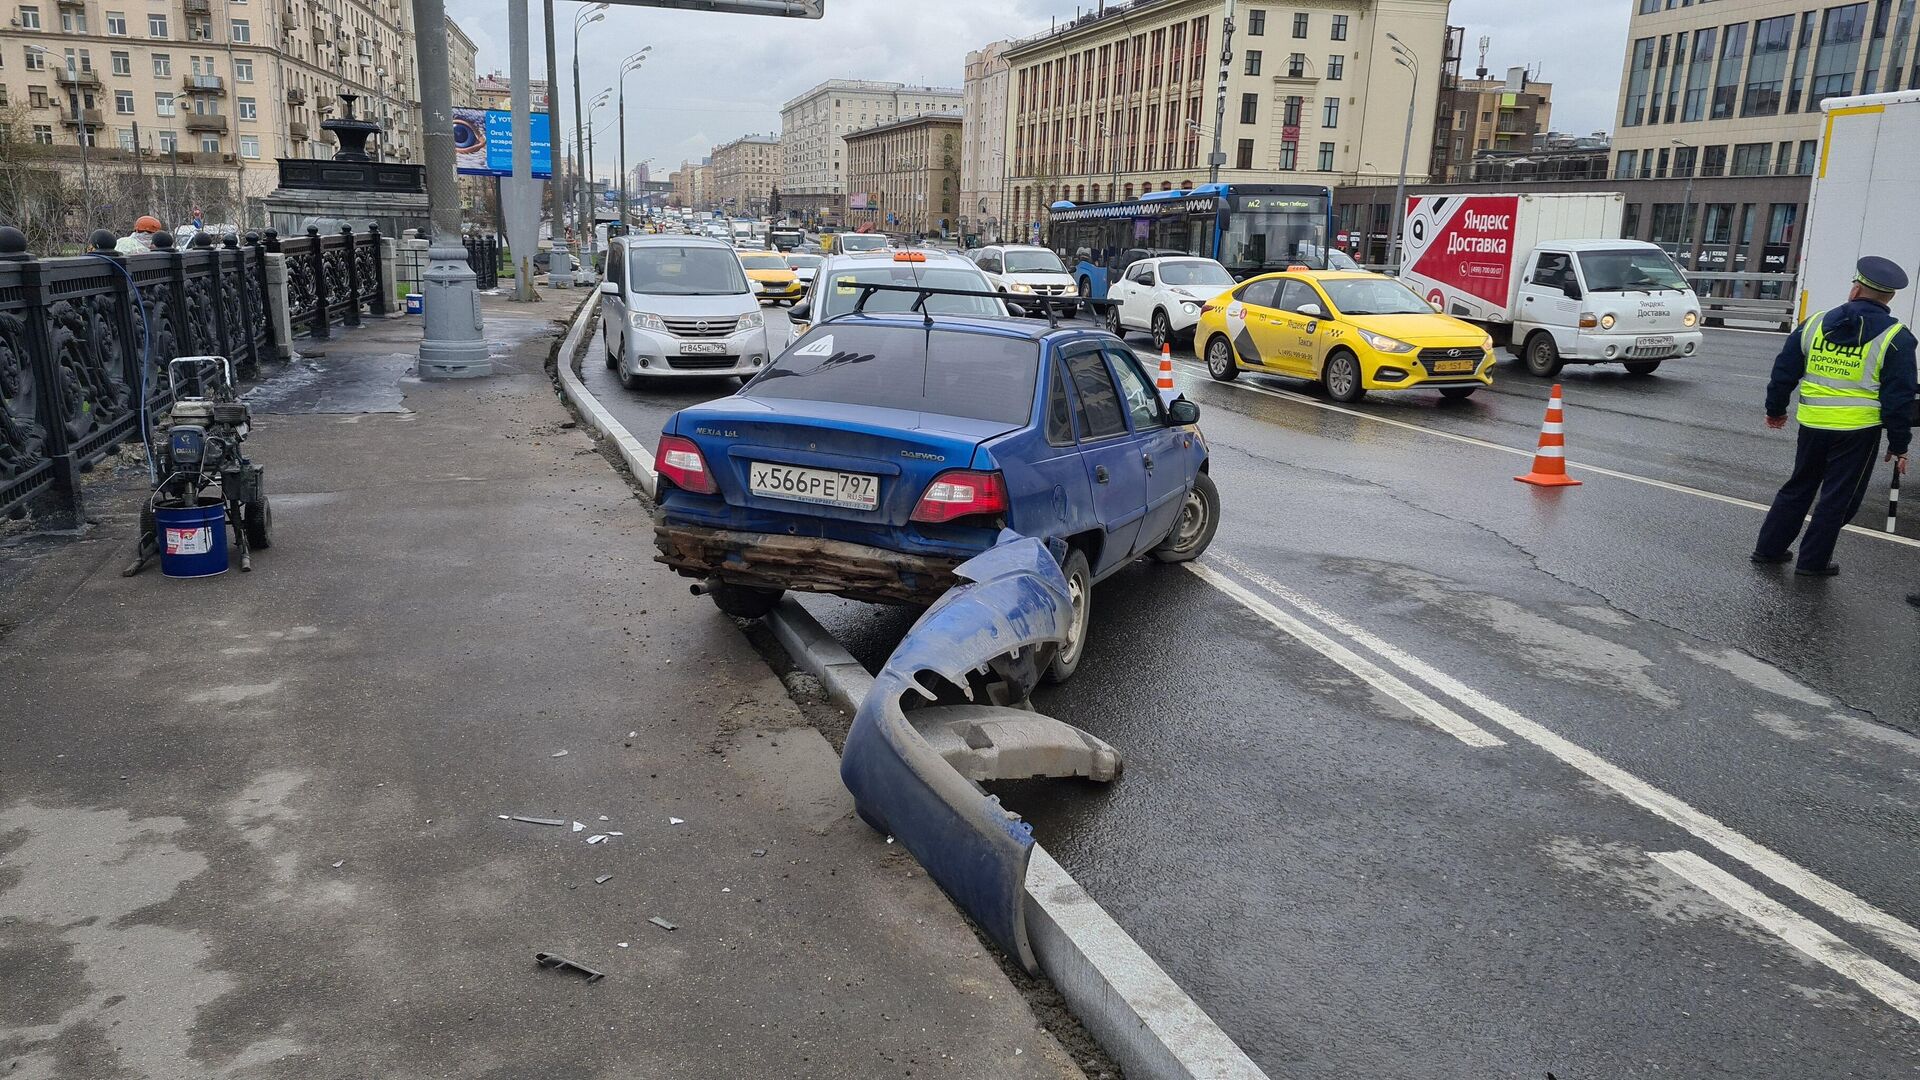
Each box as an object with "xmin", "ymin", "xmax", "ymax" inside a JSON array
[{"xmin": 1046, "ymin": 183, "xmax": 1338, "ymax": 301}]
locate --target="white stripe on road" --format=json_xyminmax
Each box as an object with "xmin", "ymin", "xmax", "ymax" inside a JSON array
[
  {"xmin": 1652, "ymin": 849, "xmax": 1920, "ymax": 1024},
  {"xmin": 1208, "ymin": 550, "xmax": 1920, "ymax": 968},
  {"xmin": 1185, "ymin": 562, "xmax": 1504, "ymax": 748},
  {"xmin": 1170, "ymin": 358, "xmax": 1920, "ymax": 551}
]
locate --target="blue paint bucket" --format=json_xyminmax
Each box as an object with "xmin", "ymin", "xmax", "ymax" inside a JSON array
[
  {"xmin": 405, "ymin": 292, "xmax": 424, "ymax": 315},
  {"xmin": 155, "ymin": 498, "xmax": 229, "ymax": 578}
]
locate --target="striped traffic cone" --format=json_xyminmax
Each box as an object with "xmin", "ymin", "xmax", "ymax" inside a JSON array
[
  {"xmin": 1157, "ymin": 344, "xmax": 1176, "ymax": 392},
  {"xmin": 1515, "ymin": 384, "xmax": 1582, "ymax": 487}
]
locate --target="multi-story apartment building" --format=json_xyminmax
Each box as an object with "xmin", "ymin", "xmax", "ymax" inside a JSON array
[
  {"xmin": 473, "ymin": 72, "xmax": 548, "ymax": 113},
  {"xmin": 960, "ymin": 40, "xmax": 1013, "ymax": 241},
  {"xmin": 844, "ymin": 112, "xmax": 963, "ymax": 236},
  {"xmin": 779, "ymin": 78, "xmax": 963, "ymax": 222},
  {"xmin": 669, "ymin": 157, "xmax": 712, "ymax": 212},
  {"xmin": 0, "ymin": 0, "xmax": 425, "ymax": 230},
  {"xmin": 1431, "ymin": 66, "xmax": 1553, "ymax": 183},
  {"xmin": 446, "ymin": 18, "xmax": 476, "ymax": 109},
  {"xmin": 999, "ymin": 0, "xmax": 1450, "ymax": 238},
  {"xmin": 709, "ymin": 132, "xmax": 781, "ymax": 216}
]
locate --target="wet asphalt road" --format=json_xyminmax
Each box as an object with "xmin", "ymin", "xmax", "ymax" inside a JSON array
[{"xmin": 582, "ymin": 303, "xmax": 1920, "ymax": 1078}]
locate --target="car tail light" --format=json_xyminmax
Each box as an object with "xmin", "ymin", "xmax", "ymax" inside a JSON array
[
  {"xmin": 910, "ymin": 470, "xmax": 1007, "ymax": 523},
  {"xmin": 655, "ymin": 434, "xmax": 717, "ymax": 494}
]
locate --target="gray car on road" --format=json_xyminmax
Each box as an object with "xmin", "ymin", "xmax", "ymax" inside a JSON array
[{"xmin": 598, "ymin": 235, "xmax": 792, "ymax": 388}]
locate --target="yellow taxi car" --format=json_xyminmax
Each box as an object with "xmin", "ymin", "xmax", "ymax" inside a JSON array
[
  {"xmin": 1193, "ymin": 269, "xmax": 1495, "ymax": 402},
  {"xmin": 740, "ymin": 252, "xmax": 805, "ymax": 306}
]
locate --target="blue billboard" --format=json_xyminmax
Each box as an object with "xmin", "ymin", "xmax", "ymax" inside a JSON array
[{"xmin": 453, "ymin": 107, "xmax": 552, "ymax": 179}]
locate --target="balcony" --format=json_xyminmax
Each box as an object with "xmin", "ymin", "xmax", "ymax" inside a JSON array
[
  {"xmin": 184, "ymin": 113, "xmax": 227, "ymax": 133},
  {"xmin": 286, "ymin": 86, "xmax": 306, "ymax": 104},
  {"xmin": 54, "ymin": 67, "xmax": 102, "ymax": 88},
  {"xmin": 183, "ymin": 0, "xmax": 210, "ymax": 13},
  {"xmin": 183, "ymin": 74, "xmax": 225, "ymax": 93},
  {"xmin": 289, "ymin": 120, "xmax": 309, "ymax": 140},
  {"xmin": 61, "ymin": 107, "xmax": 104, "ymax": 128}
]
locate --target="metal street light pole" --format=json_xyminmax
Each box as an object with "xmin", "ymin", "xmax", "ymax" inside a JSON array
[
  {"xmin": 30, "ymin": 46, "xmax": 92, "ymax": 236},
  {"xmin": 618, "ymin": 48, "xmax": 652, "ymax": 233},
  {"xmin": 1387, "ymin": 33, "xmax": 1420, "ymax": 273},
  {"xmin": 1672, "ymin": 138, "xmax": 1695, "ymax": 266},
  {"xmin": 542, "ymin": 0, "xmax": 573, "ymax": 285},
  {"xmin": 1207, "ymin": 0, "xmax": 1237, "ymax": 185},
  {"xmin": 411, "ymin": 0, "xmax": 490, "ymax": 377},
  {"xmin": 572, "ymin": 4, "xmax": 606, "ymax": 273},
  {"xmin": 587, "ymin": 89, "xmax": 609, "ymax": 269}
]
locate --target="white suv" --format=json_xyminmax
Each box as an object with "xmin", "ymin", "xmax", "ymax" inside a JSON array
[
  {"xmin": 599, "ymin": 235, "xmax": 791, "ymax": 387},
  {"xmin": 972, "ymin": 245, "xmax": 1079, "ymax": 316},
  {"xmin": 1104, "ymin": 256, "xmax": 1238, "ymax": 351}
]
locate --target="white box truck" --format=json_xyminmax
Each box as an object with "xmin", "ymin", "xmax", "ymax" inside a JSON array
[
  {"xmin": 1397, "ymin": 192, "xmax": 1704, "ymax": 377},
  {"xmin": 1799, "ymin": 89, "xmax": 1920, "ymax": 327}
]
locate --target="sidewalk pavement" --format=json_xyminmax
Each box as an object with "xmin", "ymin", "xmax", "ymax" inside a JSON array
[{"xmin": 0, "ymin": 291, "xmax": 1085, "ymax": 1080}]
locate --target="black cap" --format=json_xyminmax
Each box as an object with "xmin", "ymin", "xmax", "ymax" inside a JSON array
[{"xmin": 1856, "ymin": 256, "xmax": 1909, "ymax": 294}]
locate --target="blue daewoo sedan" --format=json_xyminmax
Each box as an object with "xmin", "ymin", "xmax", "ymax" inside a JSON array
[{"xmin": 652, "ymin": 293, "xmax": 1220, "ymax": 683}]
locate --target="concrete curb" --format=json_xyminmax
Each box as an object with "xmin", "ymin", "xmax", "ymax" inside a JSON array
[{"xmin": 551, "ymin": 315, "xmax": 1271, "ymax": 1080}]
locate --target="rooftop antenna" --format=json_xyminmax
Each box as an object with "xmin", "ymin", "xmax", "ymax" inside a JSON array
[{"xmin": 1476, "ymin": 35, "xmax": 1490, "ymax": 79}]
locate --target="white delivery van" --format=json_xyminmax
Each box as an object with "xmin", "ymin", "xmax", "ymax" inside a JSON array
[
  {"xmin": 1398, "ymin": 192, "xmax": 1703, "ymax": 377},
  {"xmin": 1799, "ymin": 89, "xmax": 1920, "ymax": 327}
]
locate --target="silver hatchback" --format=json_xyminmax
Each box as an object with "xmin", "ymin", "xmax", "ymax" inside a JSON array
[{"xmin": 598, "ymin": 235, "xmax": 791, "ymax": 386}]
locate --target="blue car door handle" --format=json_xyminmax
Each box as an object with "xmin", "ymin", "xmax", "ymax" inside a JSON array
[
  {"xmin": 1142, "ymin": 453, "xmax": 1154, "ymax": 471},
  {"xmin": 1094, "ymin": 465, "xmax": 1110, "ymax": 484}
]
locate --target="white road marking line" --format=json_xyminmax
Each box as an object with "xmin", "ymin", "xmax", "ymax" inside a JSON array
[
  {"xmin": 1184, "ymin": 562, "xmax": 1504, "ymax": 748},
  {"xmin": 1171, "ymin": 358, "xmax": 1920, "ymax": 551},
  {"xmin": 1652, "ymin": 849, "xmax": 1920, "ymax": 1024},
  {"xmin": 1210, "ymin": 550, "xmax": 1920, "ymax": 967}
]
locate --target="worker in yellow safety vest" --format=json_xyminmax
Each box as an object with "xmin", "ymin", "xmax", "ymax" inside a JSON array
[{"xmin": 1754, "ymin": 256, "xmax": 1916, "ymax": 578}]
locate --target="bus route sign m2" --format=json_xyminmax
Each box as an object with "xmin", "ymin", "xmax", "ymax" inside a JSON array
[{"xmin": 453, "ymin": 107, "xmax": 553, "ymax": 179}]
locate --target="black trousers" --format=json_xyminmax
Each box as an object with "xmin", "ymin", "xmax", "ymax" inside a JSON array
[{"xmin": 1755, "ymin": 425, "xmax": 1882, "ymax": 571}]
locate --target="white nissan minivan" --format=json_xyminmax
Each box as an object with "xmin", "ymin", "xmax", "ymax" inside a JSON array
[{"xmin": 599, "ymin": 235, "xmax": 790, "ymax": 387}]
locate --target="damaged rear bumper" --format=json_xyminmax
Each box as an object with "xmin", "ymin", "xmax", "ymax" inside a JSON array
[{"xmin": 654, "ymin": 522, "xmax": 964, "ymax": 606}]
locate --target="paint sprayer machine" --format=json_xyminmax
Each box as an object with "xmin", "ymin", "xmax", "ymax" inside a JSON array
[{"xmin": 125, "ymin": 356, "xmax": 273, "ymax": 577}]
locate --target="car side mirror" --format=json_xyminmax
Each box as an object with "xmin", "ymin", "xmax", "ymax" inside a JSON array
[
  {"xmin": 598, "ymin": 280, "xmax": 618, "ymax": 296},
  {"xmin": 1167, "ymin": 398, "xmax": 1200, "ymax": 425},
  {"xmin": 1562, "ymin": 282, "xmax": 1583, "ymax": 300},
  {"xmin": 790, "ymin": 300, "xmax": 810, "ymax": 321},
  {"xmin": 1006, "ymin": 303, "xmax": 1028, "ymax": 318},
  {"xmin": 1298, "ymin": 302, "xmax": 1324, "ymax": 317}
]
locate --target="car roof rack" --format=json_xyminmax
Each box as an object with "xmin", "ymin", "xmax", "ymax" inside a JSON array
[{"xmin": 849, "ymin": 282, "xmax": 1115, "ymax": 329}]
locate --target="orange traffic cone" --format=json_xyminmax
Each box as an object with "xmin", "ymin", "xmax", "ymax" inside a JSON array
[
  {"xmin": 1515, "ymin": 384, "xmax": 1582, "ymax": 487},
  {"xmin": 1157, "ymin": 344, "xmax": 1176, "ymax": 392}
]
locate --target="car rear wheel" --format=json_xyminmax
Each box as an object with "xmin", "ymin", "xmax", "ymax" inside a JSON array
[
  {"xmin": 1323, "ymin": 350, "xmax": 1367, "ymax": 403},
  {"xmin": 1043, "ymin": 548, "xmax": 1092, "ymax": 685},
  {"xmin": 1624, "ymin": 360, "xmax": 1662, "ymax": 376},
  {"xmin": 708, "ymin": 581, "xmax": 783, "ymax": 620},
  {"xmin": 1438, "ymin": 386, "xmax": 1478, "ymax": 401},
  {"xmin": 1151, "ymin": 472, "xmax": 1219, "ymax": 563},
  {"xmin": 1524, "ymin": 333, "xmax": 1565, "ymax": 378},
  {"xmin": 1205, "ymin": 335, "xmax": 1239, "ymax": 382}
]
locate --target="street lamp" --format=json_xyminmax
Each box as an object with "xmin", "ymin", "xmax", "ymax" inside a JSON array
[
  {"xmin": 1386, "ymin": 32, "xmax": 1420, "ymax": 273},
  {"xmin": 586, "ymin": 88, "xmax": 610, "ymax": 270},
  {"xmin": 618, "ymin": 47, "xmax": 652, "ymax": 232},
  {"xmin": 27, "ymin": 45, "xmax": 93, "ymax": 235},
  {"xmin": 572, "ymin": 2, "xmax": 608, "ymax": 266}
]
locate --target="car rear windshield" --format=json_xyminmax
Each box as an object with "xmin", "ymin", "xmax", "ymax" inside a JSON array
[
  {"xmin": 1159, "ymin": 260, "xmax": 1235, "ymax": 288},
  {"xmin": 838, "ymin": 235, "xmax": 889, "ymax": 252},
  {"xmin": 785, "ymin": 254, "xmax": 823, "ymax": 269},
  {"xmin": 739, "ymin": 254, "xmax": 788, "ymax": 270},
  {"xmin": 746, "ymin": 325, "xmax": 1038, "ymax": 425},
  {"xmin": 627, "ymin": 246, "xmax": 750, "ymax": 296},
  {"xmin": 817, "ymin": 265, "xmax": 1004, "ymax": 320},
  {"xmin": 1005, "ymin": 250, "xmax": 1067, "ymax": 273}
]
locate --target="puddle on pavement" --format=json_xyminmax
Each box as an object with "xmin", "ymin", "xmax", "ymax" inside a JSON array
[{"xmin": 244, "ymin": 352, "xmax": 414, "ymax": 414}]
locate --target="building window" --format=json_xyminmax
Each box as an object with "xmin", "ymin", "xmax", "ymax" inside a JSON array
[
  {"xmin": 1235, "ymin": 138, "xmax": 1254, "ymax": 170},
  {"xmin": 28, "ymin": 86, "xmax": 47, "ymax": 108},
  {"xmin": 1711, "ymin": 22, "xmax": 1748, "ymax": 120},
  {"xmin": 17, "ymin": 4, "xmax": 39, "ymax": 29},
  {"xmin": 117, "ymin": 127, "xmax": 136, "ymax": 150},
  {"xmin": 1786, "ymin": 12, "xmax": 1818, "ymax": 112},
  {"xmin": 200, "ymin": 133, "xmax": 220, "ymax": 154},
  {"xmin": 105, "ymin": 9, "xmax": 125, "ymax": 34},
  {"xmin": 1292, "ymin": 13, "xmax": 1308, "ymax": 38},
  {"xmin": 1616, "ymin": 149, "xmax": 1638, "ymax": 179},
  {"xmin": 157, "ymin": 129, "xmax": 176, "ymax": 152},
  {"xmin": 1283, "ymin": 95, "xmax": 1302, "ymax": 125},
  {"xmin": 238, "ymin": 96, "xmax": 255, "ymax": 120},
  {"xmin": 1809, "ymin": 2, "xmax": 1869, "ymax": 108},
  {"xmin": 1701, "ymin": 143, "xmax": 1728, "ymax": 177},
  {"xmin": 148, "ymin": 12, "xmax": 167, "ymax": 36},
  {"xmin": 1766, "ymin": 203, "xmax": 1799, "ymax": 245},
  {"xmin": 1731, "ymin": 142, "xmax": 1771, "ymax": 176},
  {"xmin": 1682, "ymin": 27, "xmax": 1715, "ymax": 121},
  {"xmin": 111, "ymin": 50, "xmax": 131, "ymax": 75},
  {"xmin": 32, "ymin": 124, "xmax": 53, "ymax": 145},
  {"xmin": 1316, "ymin": 141, "xmax": 1334, "ymax": 170},
  {"xmin": 1288, "ymin": 52, "xmax": 1305, "ymax": 77},
  {"xmin": 1240, "ymin": 92, "xmax": 1258, "ymax": 124},
  {"xmin": 24, "ymin": 49, "xmax": 45, "ymax": 71},
  {"xmin": 1742, "ymin": 15, "xmax": 1794, "ymax": 116},
  {"xmin": 155, "ymin": 91, "xmax": 174, "ymax": 117},
  {"xmin": 1322, "ymin": 96, "xmax": 1338, "ymax": 127},
  {"xmin": 1244, "ymin": 50, "xmax": 1261, "ymax": 76},
  {"xmin": 1795, "ymin": 139, "xmax": 1818, "ymax": 174},
  {"xmin": 58, "ymin": 5, "xmax": 83, "ymax": 32},
  {"xmin": 1672, "ymin": 144, "xmax": 1696, "ymax": 177},
  {"xmin": 233, "ymin": 57, "xmax": 252, "ymax": 81},
  {"xmin": 1622, "ymin": 37, "xmax": 1654, "ymax": 126},
  {"xmin": 152, "ymin": 53, "xmax": 170, "ymax": 76},
  {"xmin": 1327, "ymin": 54, "xmax": 1343, "ymax": 80},
  {"xmin": 1622, "ymin": 202, "xmax": 1642, "ymax": 240},
  {"xmin": 230, "ymin": 18, "xmax": 249, "ymax": 42},
  {"xmin": 1702, "ymin": 203, "xmax": 1733, "ymax": 245},
  {"xmin": 240, "ymin": 134, "xmax": 259, "ymax": 158},
  {"xmin": 114, "ymin": 89, "xmax": 133, "ymax": 113},
  {"xmin": 1247, "ymin": 9, "xmax": 1264, "ymax": 36},
  {"xmin": 1331, "ymin": 15, "xmax": 1348, "ymax": 41},
  {"xmin": 1279, "ymin": 139, "xmax": 1297, "ymax": 169}
]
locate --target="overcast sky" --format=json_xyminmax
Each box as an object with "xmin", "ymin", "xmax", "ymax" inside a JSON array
[{"xmin": 444, "ymin": 0, "xmax": 1631, "ymax": 180}]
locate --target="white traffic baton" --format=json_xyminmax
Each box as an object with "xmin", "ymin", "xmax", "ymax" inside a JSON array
[{"xmin": 1889, "ymin": 468, "xmax": 1902, "ymax": 533}]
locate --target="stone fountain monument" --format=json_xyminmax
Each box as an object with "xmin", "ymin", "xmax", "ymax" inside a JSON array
[{"xmin": 263, "ymin": 94, "xmax": 429, "ymax": 238}]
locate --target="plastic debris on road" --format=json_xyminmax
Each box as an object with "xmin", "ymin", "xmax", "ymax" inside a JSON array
[
  {"xmin": 595, "ymin": 874, "xmax": 613, "ymax": 885},
  {"xmin": 551, "ymin": 750, "xmax": 569, "ymax": 758},
  {"xmin": 586, "ymin": 834, "xmax": 607, "ymax": 844},
  {"xmin": 668, "ymin": 817, "xmax": 685, "ymax": 825},
  {"xmin": 572, "ymin": 821, "xmax": 585, "ymax": 832},
  {"xmin": 648, "ymin": 916, "xmax": 677, "ymax": 931},
  {"xmin": 534, "ymin": 951, "xmax": 604, "ymax": 983},
  {"xmin": 508, "ymin": 815, "xmax": 568, "ymax": 827}
]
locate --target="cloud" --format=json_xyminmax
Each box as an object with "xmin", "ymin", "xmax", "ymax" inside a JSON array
[{"xmin": 443, "ymin": 0, "xmax": 1631, "ymax": 178}]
